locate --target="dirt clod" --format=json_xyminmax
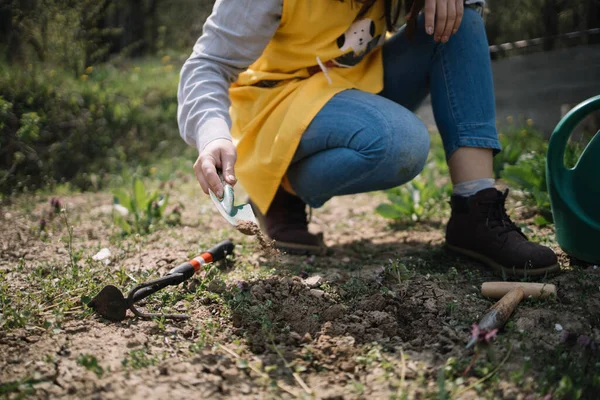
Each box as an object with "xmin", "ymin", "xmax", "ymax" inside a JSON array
[{"xmin": 235, "ymin": 221, "xmax": 278, "ymax": 257}]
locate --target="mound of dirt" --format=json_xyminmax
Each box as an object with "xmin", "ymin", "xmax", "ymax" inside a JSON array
[{"xmin": 229, "ymin": 275, "xmax": 465, "ymax": 354}]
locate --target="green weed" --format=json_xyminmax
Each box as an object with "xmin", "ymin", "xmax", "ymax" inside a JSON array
[
  {"xmin": 0, "ymin": 377, "xmax": 38, "ymax": 398},
  {"xmin": 501, "ymin": 151, "xmax": 553, "ymax": 224},
  {"xmin": 122, "ymin": 348, "xmax": 160, "ymax": 370},
  {"xmin": 112, "ymin": 177, "xmax": 176, "ymax": 235},
  {"xmin": 493, "ymin": 121, "xmax": 546, "ymax": 178},
  {"xmin": 380, "ymin": 259, "xmax": 413, "ymax": 285},
  {"xmin": 376, "ymin": 165, "xmax": 452, "ymax": 223},
  {"xmin": 76, "ymin": 354, "xmax": 104, "ymax": 377},
  {"xmin": 494, "ymin": 120, "xmax": 585, "ymax": 225}
]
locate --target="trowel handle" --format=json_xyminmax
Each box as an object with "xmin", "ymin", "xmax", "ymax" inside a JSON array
[
  {"xmin": 214, "ymin": 169, "xmax": 235, "ymax": 214},
  {"xmin": 168, "ymin": 240, "xmax": 235, "ymax": 276},
  {"xmin": 206, "ymin": 239, "xmax": 235, "ymax": 262},
  {"xmin": 220, "ymin": 184, "xmax": 235, "ymax": 215}
]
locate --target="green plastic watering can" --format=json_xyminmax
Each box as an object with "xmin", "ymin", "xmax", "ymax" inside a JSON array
[{"xmin": 546, "ymin": 95, "xmax": 600, "ymax": 264}]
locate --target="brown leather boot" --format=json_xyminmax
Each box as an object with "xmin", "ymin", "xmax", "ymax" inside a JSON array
[
  {"xmin": 250, "ymin": 188, "xmax": 327, "ymax": 255},
  {"xmin": 446, "ymin": 188, "xmax": 560, "ymax": 277}
]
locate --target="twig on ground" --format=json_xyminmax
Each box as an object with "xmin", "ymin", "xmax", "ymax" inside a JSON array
[
  {"xmin": 41, "ymin": 287, "xmax": 87, "ymax": 307},
  {"xmin": 397, "ymin": 348, "xmax": 407, "ymax": 396},
  {"xmin": 40, "ymin": 296, "xmax": 83, "ymax": 312}
]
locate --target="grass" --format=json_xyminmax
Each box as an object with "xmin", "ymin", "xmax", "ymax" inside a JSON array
[
  {"xmin": 122, "ymin": 348, "xmax": 161, "ymax": 370},
  {"xmin": 77, "ymin": 354, "xmax": 105, "ymax": 377}
]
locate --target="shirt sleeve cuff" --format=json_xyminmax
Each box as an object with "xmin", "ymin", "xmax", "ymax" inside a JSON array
[{"xmin": 195, "ymin": 118, "xmax": 232, "ymax": 152}]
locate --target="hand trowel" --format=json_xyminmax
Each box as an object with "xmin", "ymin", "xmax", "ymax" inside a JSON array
[{"xmin": 209, "ymin": 175, "xmax": 258, "ymax": 235}]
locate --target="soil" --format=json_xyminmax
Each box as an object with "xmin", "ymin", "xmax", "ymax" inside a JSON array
[
  {"xmin": 1, "ymin": 182, "xmax": 599, "ymax": 399},
  {"xmin": 235, "ymin": 220, "xmax": 278, "ymax": 258}
]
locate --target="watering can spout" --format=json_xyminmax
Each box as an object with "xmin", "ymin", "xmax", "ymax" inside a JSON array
[{"xmin": 546, "ymin": 95, "xmax": 600, "ymax": 264}]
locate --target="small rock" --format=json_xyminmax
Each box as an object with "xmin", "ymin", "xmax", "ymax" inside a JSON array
[
  {"xmin": 127, "ymin": 340, "xmax": 142, "ymax": 348},
  {"xmin": 207, "ymin": 279, "xmax": 226, "ymax": 294},
  {"xmin": 555, "ymin": 323, "xmax": 563, "ymax": 332},
  {"xmin": 302, "ymin": 332, "xmax": 313, "ymax": 343},
  {"xmin": 304, "ymin": 275, "xmax": 322, "ymax": 288},
  {"xmin": 92, "ymin": 248, "xmax": 111, "ymax": 265},
  {"xmin": 309, "ymin": 289, "xmax": 325, "ymax": 298},
  {"xmin": 342, "ymin": 257, "xmax": 350, "ymax": 263},
  {"xmin": 340, "ymin": 360, "xmax": 356, "ymax": 373},
  {"xmin": 222, "ymin": 367, "xmax": 239, "ymax": 380},
  {"xmin": 57, "ymin": 344, "xmax": 70, "ymax": 357},
  {"xmin": 240, "ymin": 383, "xmax": 252, "ymax": 394},
  {"xmin": 289, "ymin": 331, "xmax": 303, "ymax": 342},
  {"xmin": 123, "ymin": 330, "xmax": 134, "ymax": 338}
]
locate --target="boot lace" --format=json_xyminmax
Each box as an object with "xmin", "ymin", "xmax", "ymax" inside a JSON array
[{"xmin": 478, "ymin": 189, "xmax": 524, "ymax": 237}]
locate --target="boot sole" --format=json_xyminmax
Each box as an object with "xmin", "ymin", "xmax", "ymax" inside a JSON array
[
  {"xmin": 446, "ymin": 244, "xmax": 561, "ymax": 278},
  {"xmin": 274, "ymin": 241, "xmax": 329, "ymax": 256}
]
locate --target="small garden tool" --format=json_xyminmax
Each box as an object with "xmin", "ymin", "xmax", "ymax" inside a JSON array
[
  {"xmin": 88, "ymin": 240, "xmax": 234, "ymax": 322},
  {"xmin": 467, "ymin": 282, "xmax": 557, "ymax": 348},
  {"xmin": 209, "ymin": 173, "xmax": 257, "ymax": 233},
  {"xmin": 546, "ymin": 94, "xmax": 600, "ymax": 264}
]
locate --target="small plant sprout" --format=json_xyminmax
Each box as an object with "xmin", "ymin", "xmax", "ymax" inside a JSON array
[{"xmin": 112, "ymin": 177, "xmax": 178, "ymax": 235}]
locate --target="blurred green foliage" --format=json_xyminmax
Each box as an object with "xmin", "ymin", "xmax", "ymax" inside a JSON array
[
  {"xmin": 0, "ymin": 59, "xmax": 184, "ymax": 196},
  {"xmin": 485, "ymin": 0, "xmax": 599, "ymax": 47},
  {"xmin": 0, "ymin": 0, "xmax": 597, "ymax": 197}
]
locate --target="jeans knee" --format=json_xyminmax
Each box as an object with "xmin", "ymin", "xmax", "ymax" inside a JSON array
[
  {"xmin": 389, "ymin": 121, "xmax": 430, "ymax": 182},
  {"xmin": 352, "ymin": 119, "xmax": 393, "ymax": 162},
  {"xmin": 407, "ymin": 123, "xmax": 430, "ymax": 178}
]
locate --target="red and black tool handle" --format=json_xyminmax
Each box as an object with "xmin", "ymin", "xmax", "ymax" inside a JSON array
[
  {"xmin": 129, "ymin": 239, "xmax": 234, "ymax": 304},
  {"xmin": 166, "ymin": 239, "xmax": 235, "ymax": 281}
]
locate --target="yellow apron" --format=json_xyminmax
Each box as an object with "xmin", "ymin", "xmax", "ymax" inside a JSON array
[{"xmin": 230, "ymin": 0, "xmax": 386, "ymax": 214}]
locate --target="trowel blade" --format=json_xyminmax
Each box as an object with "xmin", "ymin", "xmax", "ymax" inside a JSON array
[
  {"xmin": 88, "ymin": 285, "xmax": 128, "ymax": 322},
  {"xmin": 210, "ymin": 190, "xmax": 258, "ymax": 230}
]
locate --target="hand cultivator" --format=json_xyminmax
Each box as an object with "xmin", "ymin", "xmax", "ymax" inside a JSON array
[{"xmin": 88, "ymin": 240, "xmax": 234, "ymax": 322}]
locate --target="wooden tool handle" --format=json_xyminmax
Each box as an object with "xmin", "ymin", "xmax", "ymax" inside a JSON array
[
  {"xmin": 481, "ymin": 282, "xmax": 557, "ymax": 299},
  {"xmin": 478, "ymin": 286, "xmax": 525, "ymax": 331}
]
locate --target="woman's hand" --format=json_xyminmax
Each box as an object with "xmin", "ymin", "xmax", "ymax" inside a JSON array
[
  {"xmin": 193, "ymin": 139, "xmax": 237, "ymax": 198},
  {"xmin": 407, "ymin": 0, "xmax": 464, "ymax": 43}
]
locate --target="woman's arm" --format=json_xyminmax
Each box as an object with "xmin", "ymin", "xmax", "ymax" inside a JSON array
[
  {"xmin": 178, "ymin": 0, "xmax": 282, "ymax": 196},
  {"xmin": 178, "ymin": 0, "xmax": 282, "ymax": 153}
]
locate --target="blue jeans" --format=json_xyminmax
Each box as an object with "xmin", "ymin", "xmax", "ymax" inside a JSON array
[{"xmin": 287, "ymin": 7, "xmax": 501, "ymax": 208}]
